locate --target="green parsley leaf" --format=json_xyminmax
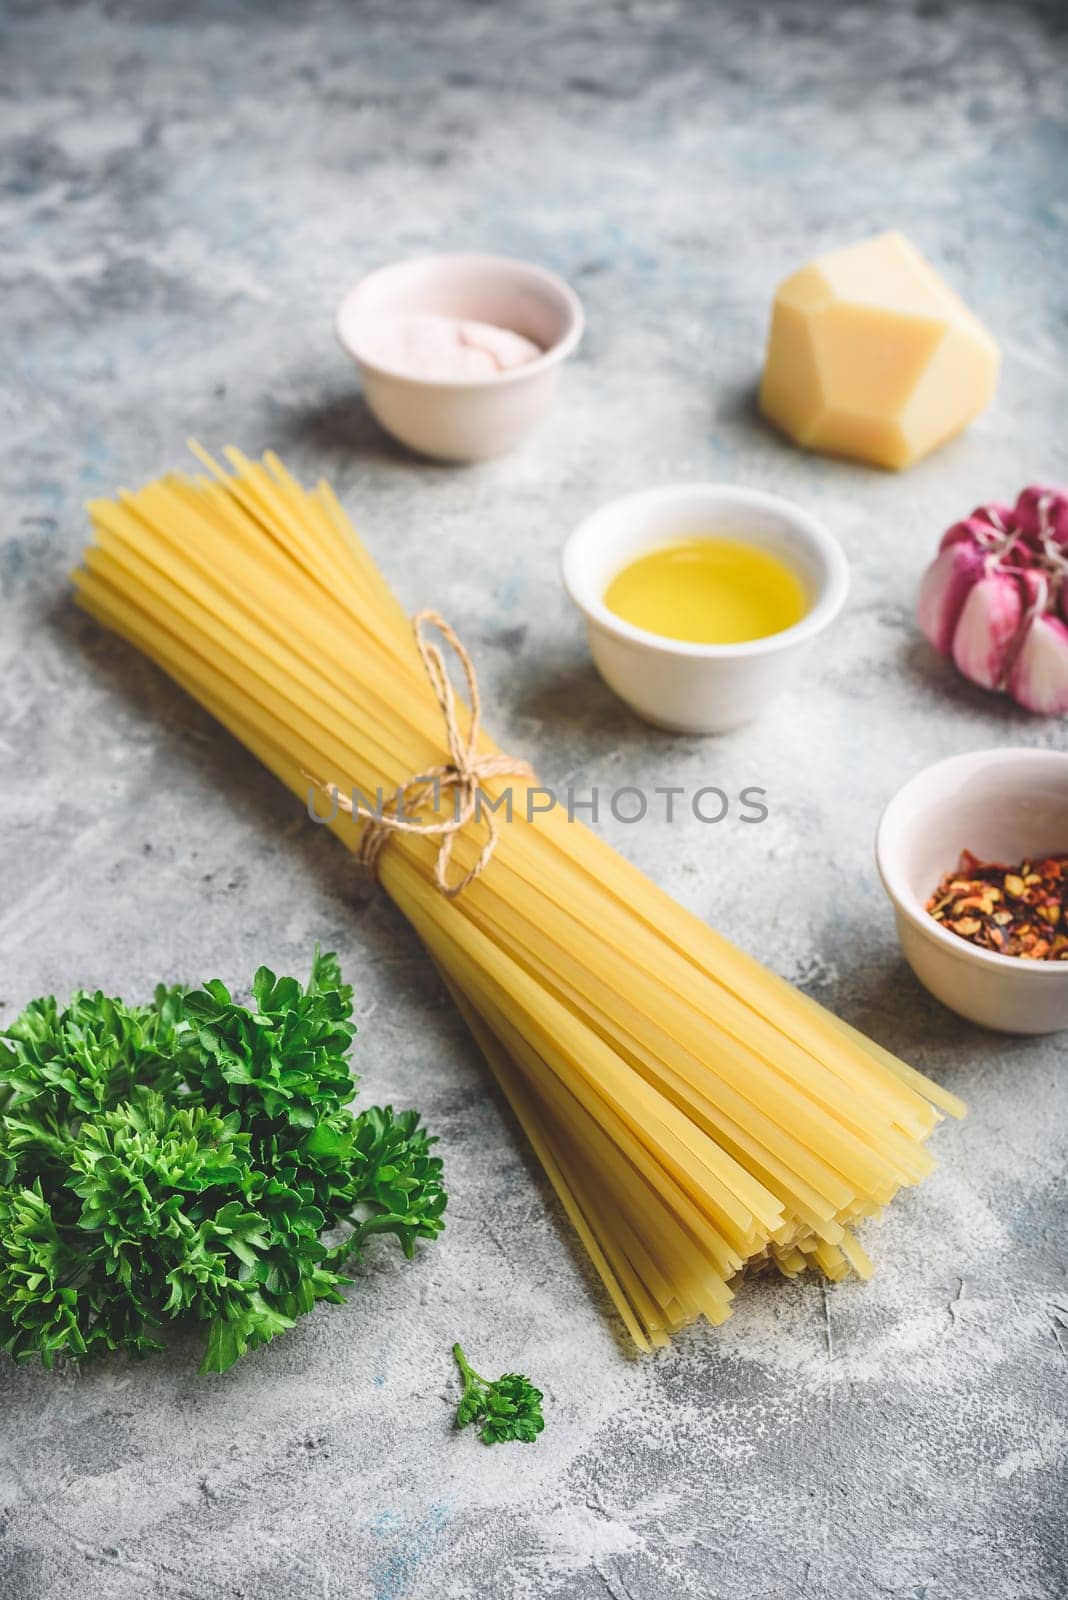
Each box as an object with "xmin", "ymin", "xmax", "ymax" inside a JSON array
[
  {"xmin": 0, "ymin": 949, "xmax": 445, "ymax": 1374},
  {"xmin": 451, "ymin": 1342, "xmax": 545, "ymax": 1446}
]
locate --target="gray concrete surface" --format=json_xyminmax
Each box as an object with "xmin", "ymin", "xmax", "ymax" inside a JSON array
[{"xmin": 2, "ymin": 1, "xmax": 1067, "ymax": 1596}]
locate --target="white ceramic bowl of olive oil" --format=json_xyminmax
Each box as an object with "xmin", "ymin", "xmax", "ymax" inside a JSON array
[{"xmin": 561, "ymin": 484, "xmax": 849, "ymax": 733}]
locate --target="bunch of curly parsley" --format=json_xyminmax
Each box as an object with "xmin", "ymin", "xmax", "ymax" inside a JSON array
[{"xmin": 0, "ymin": 949, "xmax": 445, "ymax": 1373}]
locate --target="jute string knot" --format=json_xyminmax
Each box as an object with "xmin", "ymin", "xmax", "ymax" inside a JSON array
[{"xmin": 323, "ymin": 609, "xmax": 535, "ymax": 899}]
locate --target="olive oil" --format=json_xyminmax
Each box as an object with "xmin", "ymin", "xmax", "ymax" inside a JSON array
[{"xmin": 603, "ymin": 536, "xmax": 807, "ymax": 645}]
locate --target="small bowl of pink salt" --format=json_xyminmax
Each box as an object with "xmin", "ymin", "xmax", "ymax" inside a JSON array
[{"xmin": 336, "ymin": 254, "xmax": 584, "ymax": 462}]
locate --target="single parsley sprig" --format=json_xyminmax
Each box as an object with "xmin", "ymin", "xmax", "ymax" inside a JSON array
[
  {"xmin": 451, "ymin": 1342, "xmax": 545, "ymax": 1445},
  {"xmin": 0, "ymin": 949, "xmax": 446, "ymax": 1374}
]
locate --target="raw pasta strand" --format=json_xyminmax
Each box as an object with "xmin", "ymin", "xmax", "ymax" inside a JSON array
[{"xmin": 73, "ymin": 448, "xmax": 965, "ymax": 1348}]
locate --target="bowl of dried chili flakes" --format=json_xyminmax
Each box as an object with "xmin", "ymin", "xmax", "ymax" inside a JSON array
[{"xmin": 876, "ymin": 748, "xmax": 1068, "ymax": 1034}]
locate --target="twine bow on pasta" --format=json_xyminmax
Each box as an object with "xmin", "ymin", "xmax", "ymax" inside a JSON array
[{"xmin": 317, "ymin": 610, "xmax": 535, "ymax": 899}]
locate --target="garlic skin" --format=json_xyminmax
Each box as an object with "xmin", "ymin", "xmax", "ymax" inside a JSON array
[
  {"xmin": 951, "ymin": 574, "xmax": 1022, "ymax": 691},
  {"xmin": 939, "ymin": 505, "xmax": 1015, "ymax": 551},
  {"xmin": 1009, "ymin": 615, "xmax": 1068, "ymax": 715},
  {"xmin": 1014, "ymin": 487, "xmax": 1068, "ymax": 550},
  {"xmin": 917, "ymin": 484, "xmax": 1068, "ymax": 715},
  {"xmin": 917, "ymin": 540, "xmax": 985, "ymax": 655}
]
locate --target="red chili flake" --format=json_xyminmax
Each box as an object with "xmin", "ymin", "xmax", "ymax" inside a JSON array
[{"xmin": 926, "ymin": 851, "xmax": 1068, "ymax": 960}]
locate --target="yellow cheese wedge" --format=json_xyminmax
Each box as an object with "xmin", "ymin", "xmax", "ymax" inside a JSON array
[{"xmin": 759, "ymin": 231, "xmax": 1000, "ymax": 471}]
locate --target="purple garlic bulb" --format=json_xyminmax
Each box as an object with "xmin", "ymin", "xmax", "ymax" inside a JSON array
[{"xmin": 917, "ymin": 485, "xmax": 1068, "ymax": 716}]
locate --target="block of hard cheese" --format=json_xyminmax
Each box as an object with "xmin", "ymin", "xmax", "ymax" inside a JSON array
[{"xmin": 759, "ymin": 232, "xmax": 1000, "ymax": 471}]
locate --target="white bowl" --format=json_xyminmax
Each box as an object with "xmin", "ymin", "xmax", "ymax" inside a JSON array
[
  {"xmin": 876, "ymin": 748, "xmax": 1068, "ymax": 1034},
  {"xmin": 560, "ymin": 484, "xmax": 849, "ymax": 734},
  {"xmin": 336, "ymin": 253, "xmax": 584, "ymax": 462}
]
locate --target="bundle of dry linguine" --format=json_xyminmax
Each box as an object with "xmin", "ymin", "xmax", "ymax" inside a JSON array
[{"xmin": 75, "ymin": 446, "xmax": 965, "ymax": 1351}]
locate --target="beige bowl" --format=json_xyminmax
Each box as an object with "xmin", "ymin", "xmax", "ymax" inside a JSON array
[
  {"xmin": 876, "ymin": 748, "xmax": 1068, "ymax": 1033},
  {"xmin": 336, "ymin": 254, "xmax": 584, "ymax": 462}
]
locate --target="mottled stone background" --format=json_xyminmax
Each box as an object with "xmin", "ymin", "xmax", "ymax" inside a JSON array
[{"xmin": 1, "ymin": 2, "xmax": 1066, "ymax": 1597}]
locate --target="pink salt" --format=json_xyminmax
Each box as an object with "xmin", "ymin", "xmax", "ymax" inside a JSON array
[{"xmin": 361, "ymin": 313, "xmax": 542, "ymax": 380}]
